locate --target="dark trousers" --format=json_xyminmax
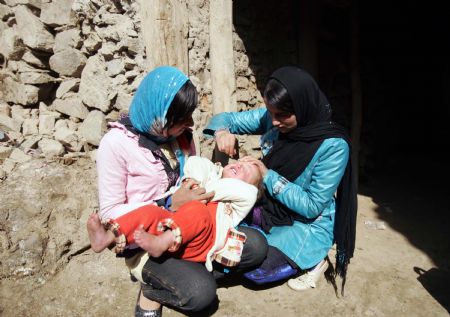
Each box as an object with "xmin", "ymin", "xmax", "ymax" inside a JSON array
[{"xmin": 139, "ymin": 226, "xmax": 268, "ymax": 312}]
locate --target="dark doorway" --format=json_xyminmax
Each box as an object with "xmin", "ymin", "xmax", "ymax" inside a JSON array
[{"xmin": 233, "ymin": 0, "xmax": 450, "ymax": 311}]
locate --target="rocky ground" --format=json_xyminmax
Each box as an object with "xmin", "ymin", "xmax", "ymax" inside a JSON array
[{"xmin": 0, "ymin": 157, "xmax": 448, "ymax": 317}]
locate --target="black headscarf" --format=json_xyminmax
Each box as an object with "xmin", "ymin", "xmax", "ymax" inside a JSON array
[{"xmin": 259, "ymin": 66, "xmax": 357, "ymax": 284}]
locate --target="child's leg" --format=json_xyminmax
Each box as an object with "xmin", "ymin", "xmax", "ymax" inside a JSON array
[
  {"xmin": 133, "ymin": 201, "xmax": 213, "ymax": 259},
  {"xmin": 86, "ymin": 213, "xmax": 115, "ymax": 252},
  {"xmin": 96, "ymin": 205, "xmax": 172, "ymax": 254},
  {"xmin": 168, "ymin": 201, "xmax": 216, "ymax": 262},
  {"xmin": 134, "ymin": 225, "xmax": 176, "ymax": 257},
  {"xmin": 135, "ymin": 200, "xmax": 215, "ymax": 262},
  {"xmin": 113, "ymin": 204, "xmax": 173, "ymax": 244}
]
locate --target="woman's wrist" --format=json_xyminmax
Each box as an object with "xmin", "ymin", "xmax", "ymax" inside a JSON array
[{"xmin": 214, "ymin": 128, "xmax": 230, "ymax": 139}]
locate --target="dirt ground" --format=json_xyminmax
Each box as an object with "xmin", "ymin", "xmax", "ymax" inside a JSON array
[{"xmin": 0, "ymin": 158, "xmax": 449, "ymax": 317}]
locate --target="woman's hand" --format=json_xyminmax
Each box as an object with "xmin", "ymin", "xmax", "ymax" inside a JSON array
[
  {"xmin": 170, "ymin": 179, "xmax": 215, "ymax": 211},
  {"xmin": 239, "ymin": 156, "xmax": 269, "ymax": 178},
  {"xmin": 215, "ymin": 130, "xmax": 237, "ymax": 157}
]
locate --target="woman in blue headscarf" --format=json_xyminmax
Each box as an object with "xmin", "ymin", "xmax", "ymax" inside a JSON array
[{"xmin": 91, "ymin": 66, "xmax": 267, "ymax": 316}]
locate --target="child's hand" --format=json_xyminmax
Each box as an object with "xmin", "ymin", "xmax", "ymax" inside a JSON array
[
  {"xmin": 182, "ymin": 178, "xmax": 199, "ymax": 190},
  {"xmin": 171, "ymin": 179, "xmax": 215, "ymax": 211}
]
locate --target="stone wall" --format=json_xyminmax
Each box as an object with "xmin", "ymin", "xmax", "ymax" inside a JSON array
[
  {"xmin": 0, "ymin": 0, "xmax": 149, "ymax": 177},
  {"xmin": 0, "ymin": 0, "xmax": 270, "ymax": 180}
]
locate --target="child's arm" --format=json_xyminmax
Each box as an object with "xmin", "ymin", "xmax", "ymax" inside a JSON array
[
  {"xmin": 207, "ymin": 178, "xmax": 258, "ymax": 227},
  {"xmin": 182, "ymin": 156, "xmax": 223, "ymax": 187}
]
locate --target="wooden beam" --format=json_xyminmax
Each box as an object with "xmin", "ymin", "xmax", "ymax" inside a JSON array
[
  {"xmin": 209, "ymin": 0, "xmax": 237, "ymax": 114},
  {"xmin": 139, "ymin": 0, "xmax": 188, "ymax": 73}
]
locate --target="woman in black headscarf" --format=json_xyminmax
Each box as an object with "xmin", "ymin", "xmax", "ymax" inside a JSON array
[{"xmin": 204, "ymin": 66, "xmax": 357, "ymax": 293}]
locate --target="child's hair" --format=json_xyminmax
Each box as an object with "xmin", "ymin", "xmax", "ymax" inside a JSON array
[
  {"xmin": 255, "ymin": 178, "xmax": 265, "ymax": 202},
  {"xmin": 251, "ymin": 168, "xmax": 263, "ymax": 187},
  {"xmin": 243, "ymin": 167, "xmax": 264, "ymax": 200},
  {"xmin": 165, "ymin": 80, "xmax": 198, "ymax": 128}
]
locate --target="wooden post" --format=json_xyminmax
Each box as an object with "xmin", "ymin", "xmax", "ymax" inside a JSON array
[
  {"xmin": 139, "ymin": 0, "xmax": 189, "ymax": 73},
  {"xmin": 210, "ymin": 0, "xmax": 236, "ymax": 163},
  {"xmin": 350, "ymin": 0, "xmax": 362, "ymax": 184},
  {"xmin": 209, "ymin": 0, "xmax": 237, "ymax": 115}
]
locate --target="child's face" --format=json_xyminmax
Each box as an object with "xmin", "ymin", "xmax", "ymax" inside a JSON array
[{"xmin": 222, "ymin": 162, "xmax": 261, "ymax": 186}]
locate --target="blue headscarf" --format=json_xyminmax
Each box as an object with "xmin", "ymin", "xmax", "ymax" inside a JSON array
[{"xmin": 129, "ymin": 66, "xmax": 189, "ymax": 139}]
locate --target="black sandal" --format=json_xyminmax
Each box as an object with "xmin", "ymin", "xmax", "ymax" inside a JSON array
[
  {"xmin": 135, "ymin": 304, "xmax": 162, "ymax": 317},
  {"xmin": 135, "ymin": 288, "xmax": 162, "ymax": 317}
]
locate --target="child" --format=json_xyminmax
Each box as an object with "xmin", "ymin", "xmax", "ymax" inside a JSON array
[{"xmin": 87, "ymin": 156, "xmax": 262, "ymax": 271}]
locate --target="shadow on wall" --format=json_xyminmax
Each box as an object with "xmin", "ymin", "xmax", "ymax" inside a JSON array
[
  {"xmin": 233, "ymin": 0, "xmax": 299, "ymax": 97},
  {"xmin": 233, "ymin": 0, "xmax": 353, "ymax": 129}
]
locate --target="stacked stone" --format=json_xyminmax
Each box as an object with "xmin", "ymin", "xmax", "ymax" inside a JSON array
[
  {"xmin": 233, "ymin": 33, "xmax": 264, "ymax": 113},
  {"xmin": 0, "ymin": 0, "xmax": 146, "ymax": 178},
  {"xmin": 0, "ymin": 0, "xmax": 266, "ymax": 181}
]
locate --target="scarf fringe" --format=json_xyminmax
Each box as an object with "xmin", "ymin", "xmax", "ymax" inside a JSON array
[
  {"xmin": 324, "ymin": 253, "xmax": 350, "ymax": 298},
  {"xmin": 335, "ymin": 252, "xmax": 350, "ymax": 297}
]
